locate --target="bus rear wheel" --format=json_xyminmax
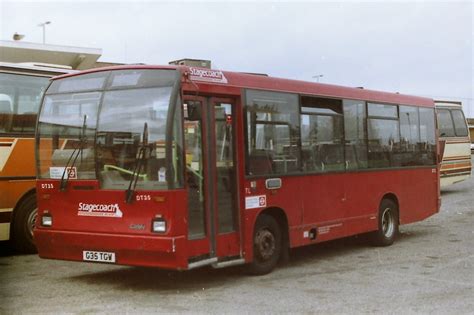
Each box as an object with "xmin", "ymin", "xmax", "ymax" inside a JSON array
[
  {"xmin": 247, "ymin": 214, "xmax": 281, "ymax": 275},
  {"xmin": 12, "ymin": 193, "xmax": 38, "ymax": 253},
  {"xmin": 371, "ymin": 199, "xmax": 399, "ymax": 247}
]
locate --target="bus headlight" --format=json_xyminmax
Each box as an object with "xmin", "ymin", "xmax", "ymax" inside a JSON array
[
  {"xmin": 152, "ymin": 218, "xmax": 166, "ymax": 233},
  {"xmin": 41, "ymin": 213, "xmax": 53, "ymax": 227}
]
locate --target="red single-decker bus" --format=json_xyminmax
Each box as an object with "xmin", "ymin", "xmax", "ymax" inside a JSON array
[{"xmin": 34, "ymin": 65, "xmax": 440, "ymax": 274}]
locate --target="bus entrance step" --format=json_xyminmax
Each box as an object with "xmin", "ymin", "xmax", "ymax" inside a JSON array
[
  {"xmin": 187, "ymin": 257, "xmax": 218, "ymax": 270},
  {"xmin": 212, "ymin": 258, "xmax": 246, "ymax": 269}
]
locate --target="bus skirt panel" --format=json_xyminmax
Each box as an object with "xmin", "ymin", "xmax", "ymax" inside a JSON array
[{"xmin": 34, "ymin": 229, "xmax": 187, "ymax": 270}]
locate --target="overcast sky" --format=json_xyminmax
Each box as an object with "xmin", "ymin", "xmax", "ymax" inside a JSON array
[{"xmin": 1, "ymin": 1, "xmax": 473, "ymax": 115}]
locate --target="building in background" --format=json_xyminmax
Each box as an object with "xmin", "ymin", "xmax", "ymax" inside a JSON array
[{"xmin": 0, "ymin": 40, "xmax": 121, "ymax": 69}]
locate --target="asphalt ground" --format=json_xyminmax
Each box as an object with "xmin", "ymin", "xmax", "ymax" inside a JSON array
[{"xmin": 1, "ymin": 164, "xmax": 473, "ymax": 314}]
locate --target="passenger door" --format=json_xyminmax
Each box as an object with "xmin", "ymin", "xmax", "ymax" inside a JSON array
[{"xmin": 184, "ymin": 96, "xmax": 240, "ymax": 266}]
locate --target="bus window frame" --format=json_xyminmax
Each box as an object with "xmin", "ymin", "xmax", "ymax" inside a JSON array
[
  {"xmin": 450, "ymin": 108, "xmax": 469, "ymax": 137},
  {"xmin": 0, "ymin": 72, "xmax": 53, "ymax": 137},
  {"xmin": 299, "ymin": 95, "xmax": 345, "ymax": 174},
  {"xmin": 244, "ymin": 90, "xmax": 437, "ymax": 179}
]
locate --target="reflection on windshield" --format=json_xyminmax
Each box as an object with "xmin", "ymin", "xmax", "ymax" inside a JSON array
[
  {"xmin": 41, "ymin": 92, "xmax": 101, "ymax": 127},
  {"xmin": 37, "ymin": 69, "xmax": 183, "ymax": 191},
  {"xmin": 37, "ymin": 92, "xmax": 100, "ymax": 179},
  {"xmin": 97, "ymin": 87, "xmax": 183, "ymax": 190},
  {"xmin": 98, "ymin": 88, "xmax": 170, "ymax": 141}
]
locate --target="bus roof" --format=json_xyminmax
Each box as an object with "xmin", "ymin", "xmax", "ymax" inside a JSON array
[
  {"xmin": 434, "ymin": 100, "xmax": 463, "ymax": 108},
  {"xmin": 51, "ymin": 64, "xmax": 434, "ymax": 107}
]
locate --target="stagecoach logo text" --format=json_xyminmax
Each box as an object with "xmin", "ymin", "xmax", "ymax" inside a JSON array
[
  {"xmin": 77, "ymin": 202, "xmax": 123, "ymax": 218},
  {"xmin": 189, "ymin": 67, "xmax": 228, "ymax": 84}
]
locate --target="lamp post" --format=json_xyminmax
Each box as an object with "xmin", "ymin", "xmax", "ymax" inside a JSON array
[
  {"xmin": 312, "ymin": 74, "xmax": 324, "ymax": 82},
  {"xmin": 38, "ymin": 21, "xmax": 51, "ymax": 44}
]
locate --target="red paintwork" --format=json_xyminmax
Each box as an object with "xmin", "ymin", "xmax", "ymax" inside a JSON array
[
  {"xmin": 240, "ymin": 167, "xmax": 438, "ymax": 262},
  {"xmin": 35, "ymin": 180, "xmax": 190, "ymax": 268},
  {"xmin": 35, "ymin": 65, "xmax": 440, "ymax": 270},
  {"xmin": 35, "ymin": 230, "xmax": 187, "ymax": 269}
]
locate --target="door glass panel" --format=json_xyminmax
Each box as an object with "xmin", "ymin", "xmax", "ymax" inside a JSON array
[
  {"xmin": 184, "ymin": 101, "xmax": 206, "ymax": 238},
  {"xmin": 215, "ymin": 103, "xmax": 236, "ymax": 233}
]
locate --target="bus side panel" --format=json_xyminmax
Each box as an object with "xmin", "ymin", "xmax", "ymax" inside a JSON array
[
  {"xmin": 299, "ymin": 173, "xmax": 348, "ymax": 243},
  {"xmin": 345, "ymin": 168, "xmax": 439, "ymax": 226},
  {"xmin": 440, "ymin": 138, "xmax": 472, "ymax": 187},
  {"xmin": 0, "ymin": 137, "xmax": 36, "ymax": 241},
  {"xmin": 241, "ymin": 176, "xmax": 303, "ymax": 262},
  {"xmin": 0, "ymin": 138, "xmax": 36, "ymax": 176},
  {"xmin": 242, "ymin": 166, "xmax": 439, "ymax": 258},
  {"xmin": 0, "ymin": 180, "xmax": 35, "ymax": 209},
  {"xmin": 343, "ymin": 171, "xmax": 388, "ymax": 235},
  {"xmin": 397, "ymin": 168, "xmax": 439, "ymax": 224}
]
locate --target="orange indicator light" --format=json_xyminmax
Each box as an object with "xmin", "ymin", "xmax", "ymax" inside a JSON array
[{"xmin": 153, "ymin": 196, "xmax": 166, "ymax": 202}]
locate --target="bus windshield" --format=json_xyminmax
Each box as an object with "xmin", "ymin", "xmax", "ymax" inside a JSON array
[
  {"xmin": 37, "ymin": 69, "xmax": 183, "ymax": 190},
  {"xmin": 0, "ymin": 73, "xmax": 50, "ymax": 135}
]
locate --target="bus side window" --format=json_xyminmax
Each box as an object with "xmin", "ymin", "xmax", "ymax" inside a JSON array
[
  {"xmin": 0, "ymin": 95, "xmax": 12, "ymax": 113},
  {"xmin": 0, "ymin": 94, "xmax": 13, "ymax": 133},
  {"xmin": 245, "ymin": 90, "xmax": 299, "ymax": 176},
  {"xmin": 451, "ymin": 109, "xmax": 468, "ymax": 137},
  {"xmin": 399, "ymin": 105, "xmax": 420, "ymax": 166},
  {"xmin": 248, "ymin": 150, "xmax": 273, "ymax": 175},
  {"xmin": 343, "ymin": 100, "xmax": 368, "ymax": 170},
  {"xmin": 300, "ymin": 96, "xmax": 344, "ymax": 172},
  {"xmin": 419, "ymin": 107, "xmax": 436, "ymax": 165},
  {"xmin": 367, "ymin": 103, "xmax": 399, "ymax": 168},
  {"xmin": 437, "ymin": 109, "xmax": 455, "ymax": 137}
]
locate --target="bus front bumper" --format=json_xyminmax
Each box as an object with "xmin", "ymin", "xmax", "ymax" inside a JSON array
[{"xmin": 34, "ymin": 229, "xmax": 187, "ymax": 270}]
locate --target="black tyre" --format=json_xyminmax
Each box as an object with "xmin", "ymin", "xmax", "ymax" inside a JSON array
[
  {"xmin": 12, "ymin": 193, "xmax": 37, "ymax": 253},
  {"xmin": 371, "ymin": 199, "xmax": 399, "ymax": 247},
  {"xmin": 247, "ymin": 214, "xmax": 281, "ymax": 275}
]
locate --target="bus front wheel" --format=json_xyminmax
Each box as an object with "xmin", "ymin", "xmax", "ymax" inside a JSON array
[
  {"xmin": 12, "ymin": 193, "xmax": 37, "ymax": 253},
  {"xmin": 371, "ymin": 199, "xmax": 399, "ymax": 246},
  {"xmin": 248, "ymin": 214, "xmax": 281, "ymax": 275}
]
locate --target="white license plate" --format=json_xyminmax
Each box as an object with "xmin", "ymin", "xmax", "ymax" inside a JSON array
[{"xmin": 83, "ymin": 250, "xmax": 116, "ymax": 263}]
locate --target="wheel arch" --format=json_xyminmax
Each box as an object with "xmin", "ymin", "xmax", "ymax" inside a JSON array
[
  {"xmin": 380, "ymin": 193, "xmax": 399, "ymax": 223},
  {"xmin": 10, "ymin": 188, "xmax": 36, "ymax": 236},
  {"xmin": 256, "ymin": 207, "xmax": 290, "ymax": 262}
]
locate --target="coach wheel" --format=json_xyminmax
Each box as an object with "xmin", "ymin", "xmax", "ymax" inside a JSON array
[
  {"xmin": 12, "ymin": 193, "xmax": 38, "ymax": 253},
  {"xmin": 248, "ymin": 214, "xmax": 281, "ymax": 275},
  {"xmin": 371, "ymin": 199, "xmax": 399, "ymax": 247}
]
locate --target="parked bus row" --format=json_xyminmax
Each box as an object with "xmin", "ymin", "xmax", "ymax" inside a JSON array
[{"xmin": 1, "ymin": 62, "xmax": 470, "ymax": 276}]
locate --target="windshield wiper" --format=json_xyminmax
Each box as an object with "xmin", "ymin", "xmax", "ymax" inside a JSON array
[
  {"xmin": 60, "ymin": 115, "xmax": 88, "ymax": 191},
  {"xmin": 125, "ymin": 122, "xmax": 149, "ymax": 203}
]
